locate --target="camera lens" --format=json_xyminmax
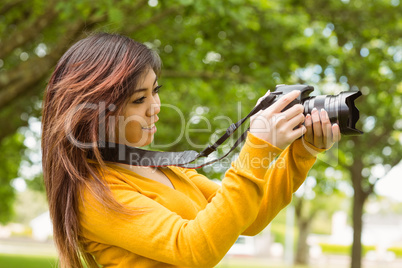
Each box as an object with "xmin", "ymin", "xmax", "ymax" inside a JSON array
[{"xmin": 302, "ymin": 91, "xmax": 363, "ymax": 135}]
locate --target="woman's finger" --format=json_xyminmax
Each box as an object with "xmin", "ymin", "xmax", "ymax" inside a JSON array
[
  {"xmin": 282, "ymin": 104, "xmax": 304, "ymax": 121},
  {"xmin": 253, "ymin": 90, "xmax": 300, "ymax": 128},
  {"xmin": 267, "ymin": 90, "xmax": 300, "ymax": 114},
  {"xmin": 311, "ymin": 108, "xmax": 323, "ymax": 148},
  {"xmin": 321, "ymin": 109, "xmax": 333, "ymax": 148},
  {"xmin": 304, "ymin": 114, "xmax": 313, "ymax": 144},
  {"xmin": 286, "ymin": 112, "xmax": 305, "ymax": 130},
  {"xmin": 332, "ymin": 123, "xmax": 341, "ymax": 142},
  {"xmin": 288, "ymin": 124, "xmax": 307, "ymax": 141}
]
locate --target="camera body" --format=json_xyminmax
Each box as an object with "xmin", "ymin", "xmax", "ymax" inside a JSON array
[{"xmin": 272, "ymin": 84, "xmax": 363, "ymax": 135}]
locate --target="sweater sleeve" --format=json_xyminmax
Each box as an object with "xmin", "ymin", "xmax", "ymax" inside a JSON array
[
  {"xmin": 173, "ymin": 135, "xmax": 326, "ymax": 237},
  {"xmin": 241, "ymin": 138, "xmax": 326, "ymax": 236},
  {"xmin": 180, "ymin": 168, "xmax": 220, "ymax": 202},
  {"xmin": 79, "ymin": 132, "xmax": 281, "ymax": 267}
]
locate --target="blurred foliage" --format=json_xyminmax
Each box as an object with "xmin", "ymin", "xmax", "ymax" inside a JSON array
[
  {"xmin": 0, "ymin": 0, "xmax": 401, "ymax": 266},
  {"xmin": 0, "ymin": 132, "xmax": 26, "ymax": 224},
  {"xmin": 12, "ymin": 188, "xmax": 48, "ymax": 225}
]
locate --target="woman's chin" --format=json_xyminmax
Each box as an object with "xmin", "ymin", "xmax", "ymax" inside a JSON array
[{"xmin": 123, "ymin": 136, "xmax": 154, "ymax": 148}]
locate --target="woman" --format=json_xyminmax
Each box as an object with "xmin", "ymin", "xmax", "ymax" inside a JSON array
[{"xmin": 42, "ymin": 32, "xmax": 340, "ymax": 268}]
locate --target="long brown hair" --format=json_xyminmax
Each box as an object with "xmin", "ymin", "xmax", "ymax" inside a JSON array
[{"xmin": 41, "ymin": 32, "xmax": 161, "ymax": 268}]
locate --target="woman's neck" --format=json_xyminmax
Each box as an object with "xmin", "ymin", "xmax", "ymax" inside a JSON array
[{"xmin": 113, "ymin": 163, "xmax": 158, "ymax": 174}]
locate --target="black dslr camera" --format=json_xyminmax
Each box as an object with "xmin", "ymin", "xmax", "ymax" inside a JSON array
[{"xmin": 272, "ymin": 84, "xmax": 363, "ymax": 135}]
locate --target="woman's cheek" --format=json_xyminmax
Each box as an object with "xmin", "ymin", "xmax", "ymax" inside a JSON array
[{"xmin": 124, "ymin": 121, "xmax": 143, "ymax": 144}]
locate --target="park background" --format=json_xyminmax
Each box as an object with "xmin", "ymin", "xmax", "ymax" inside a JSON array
[{"xmin": 0, "ymin": 0, "xmax": 401, "ymax": 267}]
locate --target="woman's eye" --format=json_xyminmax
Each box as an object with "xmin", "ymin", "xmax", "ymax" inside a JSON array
[
  {"xmin": 132, "ymin": 85, "xmax": 162, "ymax": 104},
  {"xmin": 153, "ymin": 85, "xmax": 163, "ymax": 94},
  {"xmin": 133, "ymin": 96, "xmax": 146, "ymax": 104}
]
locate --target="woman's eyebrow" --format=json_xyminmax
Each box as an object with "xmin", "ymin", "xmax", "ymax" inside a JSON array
[{"xmin": 133, "ymin": 77, "xmax": 158, "ymax": 93}]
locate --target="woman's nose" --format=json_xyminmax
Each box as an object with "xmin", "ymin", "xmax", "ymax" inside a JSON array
[{"xmin": 146, "ymin": 96, "xmax": 161, "ymax": 117}]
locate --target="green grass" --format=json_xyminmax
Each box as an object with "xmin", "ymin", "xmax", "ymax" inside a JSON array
[
  {"xmin": 388, "ymin": 247, "xmax": 402, "ymax": 257},
  {"xmin": 0, "ymin": 254, "xmax": 306, "ymax": 268},
  {"xmin": 0, "ymin": 254, "xmax": 58, "ymax": 268},
  {"xmin": 319, "ymin": 243, "xmax": 376, "ymax": 256},
  {"xmin": 217, "ymin": 263, "xmax": 310, "ymax": 268}
]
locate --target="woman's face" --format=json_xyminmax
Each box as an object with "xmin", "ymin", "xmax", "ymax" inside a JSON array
[{"xmin": 116, "ymin": 68, "xmax": 161, "ymax": 147}]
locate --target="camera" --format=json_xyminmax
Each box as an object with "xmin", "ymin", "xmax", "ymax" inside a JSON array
[{"xmin": 272, "ymin": 84, "xmax": 363, "ymax": 135}]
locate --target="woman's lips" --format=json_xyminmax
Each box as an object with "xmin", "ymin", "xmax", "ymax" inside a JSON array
[{"xmin": 142, "ymin": 123, "xmax": 157, "ymax": 133}]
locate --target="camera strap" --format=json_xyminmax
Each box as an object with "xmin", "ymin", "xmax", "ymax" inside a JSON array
[{"xmin": 96, "ymin": 94, "xmax": 276, "ymax": 169}]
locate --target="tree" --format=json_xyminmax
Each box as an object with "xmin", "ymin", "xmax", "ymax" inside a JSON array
[
  {"xmin": 0, "ymin": 3, "xmax": 401, "ymax": 268},
  {"xmin": 293, "ymin": 1, "xmax": 402, "ymax": 267},
  {"xmin": 294, "ymin": 169, "xmax": 348, "ymax": 265},
  {"xmin": 0, "ymin": 0, "xmax": 323, "ymax": 221},
  {"xmin": 0, "ymin": 132, "xmax": 25, "ymax": 223}
]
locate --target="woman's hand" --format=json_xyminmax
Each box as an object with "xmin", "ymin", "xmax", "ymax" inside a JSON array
[
  {"xmin": 303, "ymin": 108, "xmax": 341, "ymax": 150},
  {"xmin": 250, "ymin": 90, "xmax": 306, "ymax": 150}
]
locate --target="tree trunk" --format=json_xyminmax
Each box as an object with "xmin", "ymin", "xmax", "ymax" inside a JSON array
[
  {"xmin": 295, "ymin": 219, "xmax": 311, "ymax": 265},
  {"xmin": 294, "ymin": 197, "xmax": 314, "ymax": 265},
  {"xmin": 351, "ymin": 189, "xmax": 365, "ymax": 268},
  {"xmin": 350, "ymin": 159, "xmax": 369, "ymax": 268}
]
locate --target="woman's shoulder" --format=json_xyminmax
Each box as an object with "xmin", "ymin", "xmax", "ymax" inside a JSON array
[
  {"xmin": 167, "ymin": 166, "xmax": 218, "ymax": 186},
  {"xmin": 86, "ymin": 159, "xmax": 144, "ymax": 186},
  {"xmin": 167, "ymin": 166, "xmax": 199, "ymax": 179},
  {"xmin": 79, "ymin": 162, "xmax": 143, "ymax": 210}
]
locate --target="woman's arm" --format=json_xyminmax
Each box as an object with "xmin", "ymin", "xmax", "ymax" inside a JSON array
[
  {"xmin": 241, "ymin": 139, "xmax": 324, "ymax": 235},
  {"xmin": 181, "ymin": 108, "xmax": 341, "ymax": 236},
  {"xmin": 79, "ymin": 133, "xmax": 281, "ymax": 267},
  {"xmin": 243, "ymin": 108, "xmax": 341, "ymax": 235},
  {"xmin": 181, "ymin": 135, "xmax": 323, "ymax": 236}
]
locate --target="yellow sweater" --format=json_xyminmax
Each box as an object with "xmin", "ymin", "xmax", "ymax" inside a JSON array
[{"xmin": 79, "ymin": 133, "xmax": 323, "ymax": 267}]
